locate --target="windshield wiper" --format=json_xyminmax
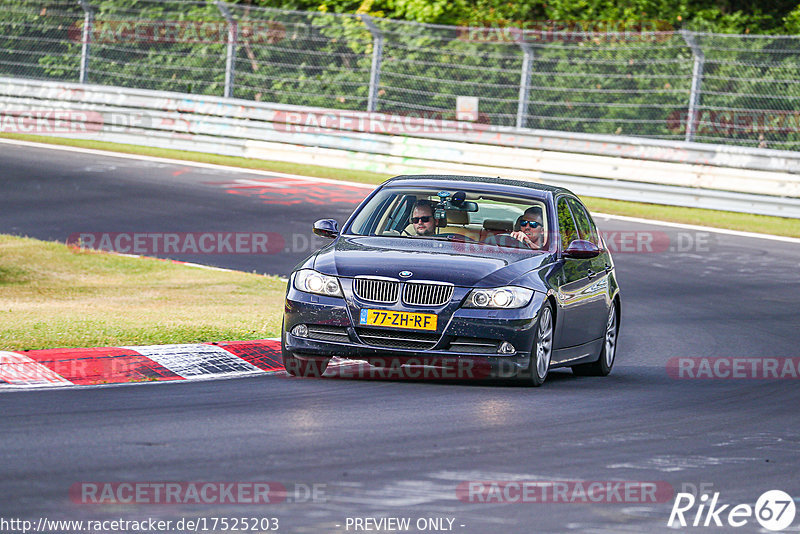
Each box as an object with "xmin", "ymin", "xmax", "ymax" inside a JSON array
[{"xmin": 426, "ymin": 235, "xmax": 464, "ymax": 242}]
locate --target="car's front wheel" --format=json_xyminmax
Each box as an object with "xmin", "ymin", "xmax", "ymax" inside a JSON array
[
  {"xmin": 572, "ymin": 300, "xmax": 618, "ymax": 377},
  {"xmin": 282, "ymin": 351, "xmax": 330, "ymax": 377},
  {"xmin": 281, "ymin": 319, "xmax": 330, "ymax": 377},
  {"xmin": 528, "ymin": 302, "xmax": 554, "ymax": 387}
]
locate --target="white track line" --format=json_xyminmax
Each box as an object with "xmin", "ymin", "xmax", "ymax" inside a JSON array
[{"xmin": 1, "ymin": 137, "xmax": 797, "ymax": 243}]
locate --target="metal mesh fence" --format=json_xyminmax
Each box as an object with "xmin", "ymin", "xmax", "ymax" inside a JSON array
[
  {"xmin": 2, "ymin": 0, "xmax": 800, "ymax": 150},
  {"xmin": 226, "ymin": 6, "xmax": 372, "ymax": 110},
  {"xmin": 523, "ymin": 32, "xmax": 693, "ymax": 137},
  {"xmin": 372, "ymin": 18, "xmax": 523, "ymax": 123},
  {"xmin": 0, "ymin": 1, "xmax": 83, "ymax": 83},
  {"xmin": 85, "ymin": 1, "xmax": 227, "ymax": 95},
  {"xmin": 689, "ymin": 33, "xmax": 800, "ymax": 150}
]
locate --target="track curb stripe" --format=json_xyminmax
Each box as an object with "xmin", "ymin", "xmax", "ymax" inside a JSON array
[
  {"xmin": 0, "ymin": 351, "xmax": 72, "ymax": 386},
  {"xmin": 209, "ymin": 340, "xmax": 284, "ymax": 372},
  {"xmin": 123, "ymin": 343, "xmax": 262, "ymax": 379},
  {"xmin": 19, "ymin": 346, "xmax": 183, "ymax": 386},
  {"xmin": 0, "ymin": 340, "xmax": 283, "ymax": 389}
]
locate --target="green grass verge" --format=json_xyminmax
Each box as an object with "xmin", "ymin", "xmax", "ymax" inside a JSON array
[
  {"xmin": 0, "ymin": 234, "xmax": 286, "ymax": 351},
  {"xmin": 2, "ymin": 132, "xmax": 798, "ymax": 238},
  {"xmin": 0, "ymin": 132, "xmax": 389, "ymax": 186}
]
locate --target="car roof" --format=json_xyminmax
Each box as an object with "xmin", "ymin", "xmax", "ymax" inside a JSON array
[{"xmin": 382, "ymin": 174, "xmax": 577, "ymax": 200}]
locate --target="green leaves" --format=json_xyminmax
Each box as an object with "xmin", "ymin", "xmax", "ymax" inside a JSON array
[{"xmin": 383, "ymin": 0, "xmax": 458, "ymax": 24}]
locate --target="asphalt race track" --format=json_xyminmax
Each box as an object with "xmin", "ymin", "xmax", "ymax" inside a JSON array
[
  {"xmin": 0, "ymin": 142, "xmax": 370, "ymax": 275},
  {"xmin": 2, "ymin": 141, "xmax": 800, "ymax": 533}
]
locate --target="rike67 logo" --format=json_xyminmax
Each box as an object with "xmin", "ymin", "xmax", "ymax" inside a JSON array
[{"xmin": 668, "ymin": 490, "xmax": 796, "ymax": 531}]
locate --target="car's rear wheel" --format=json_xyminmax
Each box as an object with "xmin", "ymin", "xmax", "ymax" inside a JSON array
[
  {"xmin": 572, "ymin": 301, "xmax": 618, "ymax": 377},
  {"xmin": 281, "ymin": 320, "xmax": 330, "ymax": 377},
  {"xmin": 528, "ymin": 302, "xmax": 554, "ymax": 387}
]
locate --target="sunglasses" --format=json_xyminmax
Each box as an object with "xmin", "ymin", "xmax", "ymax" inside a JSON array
[
  {"xmin": 520, "ymin": 220, "xmax": 542, "ymax": 228},
  {"xmin": 411, "ymin": 216, "xmax": 432, "ymax": 223}
]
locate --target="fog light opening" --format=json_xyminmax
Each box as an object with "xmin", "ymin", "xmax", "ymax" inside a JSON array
[
  {"xmin": 498, "ymin": 341, "xmax": 515, "ymax": 354},
  {"xmin": 291, "ymin": 324, "xmax": 309, "ymax": 338}
]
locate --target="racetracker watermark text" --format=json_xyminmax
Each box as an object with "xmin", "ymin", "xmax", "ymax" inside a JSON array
[
  {"xmin": 69, "ymin": 482, "xmax": 326, "ymax": 504},
  {"xmin": 0, "ymin": 110, "xmax": 102, "ymax": 134},
  {"xmin": 272, "ymin": 110, "xmax": 490, "ymax": 135},
  {"xmin": 456, "ymin": 480, "xmax": 674, "ymax": 503},
  {"xmin": 67, "ymin": 230, "xmax": 714, "ymax": 256},
  {"xmin": 667, "ymin": 357, "xmax": 800, "ymax": 379},
  {"xmin": 67, "ymin": 232, "xmax": 284, "ymax": 255},
  {"xmin": 456, "ymin": 19, "xmax": 673, "ymax": 43},
  {"xmin": 667, "ymin": 109, "xmax": 800, "ymax": 136},
  {"xmin": 68, "ymin": 20, "xmax": 286, "ymax": 44},
  {"xmin": 329, "ymin": 358, "xmax": 490, "ymax": 380}
]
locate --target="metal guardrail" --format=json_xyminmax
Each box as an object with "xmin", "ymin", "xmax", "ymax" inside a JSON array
[{"xmin": 1, "ymin": 77, "xmax": 800, "ymax": 218}]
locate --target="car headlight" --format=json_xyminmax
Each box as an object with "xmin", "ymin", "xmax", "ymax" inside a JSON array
[
  {"xmin": 293, "ymin": 269, "xmax": 343, "ymax": 298},
  {"xmin": 463, "ymin": 287, "xmax": 534, "ymax": 309}
]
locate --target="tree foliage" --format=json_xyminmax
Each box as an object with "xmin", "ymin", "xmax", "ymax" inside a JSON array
[
  {"xmin": 252, "ymin": 0, "xmax": 800, "ymax": 33},
  {"xmin": 2, "ymin": 0, "xmax": 800, "ymax": 149}
]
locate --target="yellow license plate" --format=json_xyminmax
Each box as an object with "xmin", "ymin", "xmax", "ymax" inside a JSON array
[{"xmin": 359, "ymin": 309, "xmax": 437, "ymax": 331}]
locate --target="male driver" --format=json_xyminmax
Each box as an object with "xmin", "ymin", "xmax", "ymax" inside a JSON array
[
  {"xmin": 410, "ymin": 199, "xmax": 436, "ymax": 236},
  {"xmin": 510, "ymin": 206, "xmax": 544, "ymax": 249}
]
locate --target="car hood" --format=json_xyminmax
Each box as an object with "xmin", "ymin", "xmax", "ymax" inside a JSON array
[{"xmin": 311, "ymin": 236, "xmax": 552, "ymax": 287}]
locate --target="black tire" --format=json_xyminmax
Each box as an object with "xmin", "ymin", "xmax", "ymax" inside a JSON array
[
  {"xmin": 572, "ymin": 300, "xmax": 618, "ymax": 377},
  {"xmin": 282, "ymin": 351, "xmax": 330, "ymax": 378},
  {"xmin": 528, "ymin": 301, "xmax": 554, "ymax": 387},
  {"xmin": 281, "ymin": 320, "xmax": 330, "ymax": 377}
]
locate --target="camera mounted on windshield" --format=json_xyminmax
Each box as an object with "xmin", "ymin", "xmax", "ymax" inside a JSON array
[{"xmin": 434, "ymin": 190, "xmax": 479, "ymax": 218}]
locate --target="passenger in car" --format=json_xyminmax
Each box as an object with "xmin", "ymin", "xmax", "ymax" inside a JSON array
[
  {"xmin": 510, "ymin": 206, "xmax": 545, "ymax": 249},
  {"xmin": 410, "ymin": 199, "xmax": 436, "ymax": 236}
]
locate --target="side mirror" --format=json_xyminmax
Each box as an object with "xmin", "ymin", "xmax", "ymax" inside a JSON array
[
  {"xmin": 313, "ymin": 219, "xmax": 339, "ymax": 239},
  {"xmin": 563, "ymin": 239, "xmax": 600, "ymax": 259}
]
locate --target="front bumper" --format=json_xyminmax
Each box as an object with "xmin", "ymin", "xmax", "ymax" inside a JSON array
[{"xmin": 283, "ymin": 286, "xmax": 545, "ymax": 379}]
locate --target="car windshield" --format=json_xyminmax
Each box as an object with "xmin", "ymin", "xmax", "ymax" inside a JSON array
[{"xmin": 346, "ymin": 187, "xmax": 550, "ymax": 251}]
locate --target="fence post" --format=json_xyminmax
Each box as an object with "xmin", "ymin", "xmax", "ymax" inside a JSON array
[
  {"xmin": 360, "ymin": 15, "xmax": 383, "ymax": 113},
  {"xmin": 516, "ymin": 40, "xmax": 533, "ymax": 129},
  {"xmin": 681, "ymin": 30, "xmax": 704, "ymax": 143},
  {"xmin": 216, "ymin": 1, "xmax": 237, "ymax": 98},
  {"xmin": 77, "ymin": 0, "xmax": 93, "ymax": 84}
]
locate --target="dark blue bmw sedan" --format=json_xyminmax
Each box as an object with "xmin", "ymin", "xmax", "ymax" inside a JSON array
[{"xmin": 282, "ymin": 175, "xmax": 620, "ymax": 386}]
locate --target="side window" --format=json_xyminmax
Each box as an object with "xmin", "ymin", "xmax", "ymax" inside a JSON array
[
  {"xmin": 373, "ymin": 195, "xmax": 412, "ymax": 234},
  {"xmin": 386, "ymin": 196, "xmax": 414, "ymax": 233},
  {"xmin": 567, "ymin": 198, "xmax": 599, "ymax": 246},
  {"xmin": 557, "ymin": 198, "xmax": 578, "ymax": 249}
]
